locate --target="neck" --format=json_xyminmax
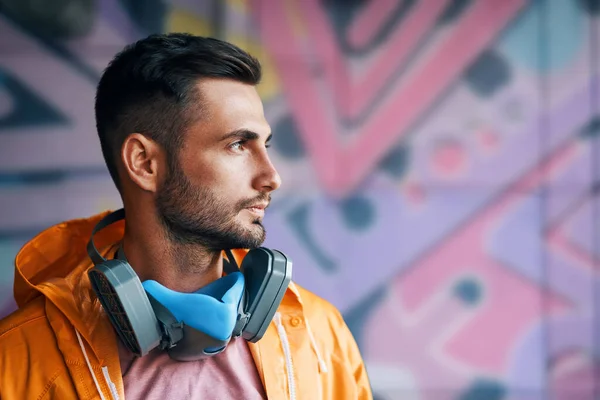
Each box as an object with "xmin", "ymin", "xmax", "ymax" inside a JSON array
[{"xmin": 121, "ymin": 214, "xmax": 223, "ymax": 293}]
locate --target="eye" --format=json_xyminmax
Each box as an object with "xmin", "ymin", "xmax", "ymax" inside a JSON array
[{"xmin": 229, "ymin": 140, "xmax": 246, "ymax": 151}]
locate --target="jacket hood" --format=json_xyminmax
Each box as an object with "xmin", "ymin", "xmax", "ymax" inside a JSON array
[
  {"xmin": 14, "ymin": 211, "xmax": 118, "ymax": 308},
  {"xmin": 14, "ymin": 211, "xmax": 123, "ymax": 351}
]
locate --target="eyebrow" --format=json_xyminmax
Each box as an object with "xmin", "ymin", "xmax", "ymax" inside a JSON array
[{"xmin": 220, "ymin": 129, "xmax": 272, "ymax": 143}]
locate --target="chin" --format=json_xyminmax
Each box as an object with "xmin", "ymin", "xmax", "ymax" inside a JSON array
[{"xmin": 250, "ymin": 225, "xmax": 267, "ymax": 246}]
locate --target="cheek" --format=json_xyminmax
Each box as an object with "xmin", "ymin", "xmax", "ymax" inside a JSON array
[
  {"xmin": 186, "ymin": 157, "xmax": 248, "ymax": 195},
  {"xmin": 183, "ymin": 156, "xmax": 221, "ymax": 184}
]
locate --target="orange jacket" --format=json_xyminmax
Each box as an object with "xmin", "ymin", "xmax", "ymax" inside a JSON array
[{"xmin": 0, "ymin": 211, "xmax": 372, "ymax": 399}]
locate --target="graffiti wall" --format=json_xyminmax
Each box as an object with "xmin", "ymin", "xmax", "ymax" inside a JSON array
[{"xmin": 1, "ymin": 0, "xmax": 599, "ymax": 398}]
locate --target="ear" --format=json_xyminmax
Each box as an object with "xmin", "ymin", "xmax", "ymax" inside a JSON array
[{"xmin": 121, "ymin": 133, "xmax": 163, "ymax": 193}]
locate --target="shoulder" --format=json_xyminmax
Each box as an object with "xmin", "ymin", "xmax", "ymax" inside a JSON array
[
  {"xmin": 0, "ymin": 296, "xmax": 56, "ymax": 361},
  {"xmin": 290, "ymin": 283, "xmax": 369, "ymax": 381},
  {"xmin": 291, "ymin": 282, "xmax": 349, "ymax": 337},
  {"xmin": 292, "ymin": 282, "xmax": 340, "ymax": 313},
  {"xmin": 0, "ymin": 296, "xmax": 48, "ymax": 339},
  {"xmin": 0, "ymin": 297, "xmax": 74, "ymax": 398}
]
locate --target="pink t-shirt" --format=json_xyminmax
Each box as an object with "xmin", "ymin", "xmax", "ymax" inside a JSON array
[{"xmin": 118, "ymin": 338, "xmax": 266, "ymax": 399}]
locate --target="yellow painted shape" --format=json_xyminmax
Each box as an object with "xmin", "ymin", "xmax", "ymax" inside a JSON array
[
  {"xmin": 165, "ymin": 7, "xmax": 281, "ymax": 100},
  {"xmin": 166, "ymin": 7, "xmax": 213, "ymax": 36}
]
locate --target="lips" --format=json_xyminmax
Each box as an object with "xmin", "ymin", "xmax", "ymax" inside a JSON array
[
  {"xmin": 243, "ymin": 201, "xmax": 268, "ymax": 218},
  {"xmin": 245, "ymin": 207, "xmax": 265, "ymax": 219},
  {"xmin": 246, "ymin": 202, "xmax": 268, "ymax": 210}
]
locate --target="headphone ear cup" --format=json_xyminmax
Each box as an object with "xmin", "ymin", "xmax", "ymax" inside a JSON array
[
  {"xmin": 239, "ymin": 247, "xmax": 292, "ymax": 342},
  {"xmin": 89, "ymin": 259, "xmax": 163, "ymax": 357}
]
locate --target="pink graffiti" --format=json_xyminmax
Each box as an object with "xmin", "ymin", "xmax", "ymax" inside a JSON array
[
  {"xmin": 301, "ymin": 0, "xmax": 451, "ymax": 118},
  {"xmin": 547, "ymin": 194, "xmax": 599, "ymax": 272},
  {"xmin": 430, "ymin": 140, "xmax": 468, "ymax": 178},
  {"xmin": 347, "ymin": 0, "xmax": 402, "ymax": 49},
  {"xmin": 402, "ymin": 180, "xmax": 427, "ymax": 206},
  {"xmin": 550, "ymin": 350, "xmax": 600, "ymax": 399},
  {"xmin": 364, "ymin": 281, "xmax": 476, "ymax": 398},
  {"xmin": 373, "ymin": 143, "xmax": 576, "ymax": 371},
  {"xmin": 0, "ymin": 16, "xmax": 111, "ymax": 171},
  {"xmin": 477, "ymin": 128, "xmax": 501, "ymax": 153},
  {"xmin": 250, "ymin": 0, "xmax": 528, "ymax": 197},
  {"xmin": 548, "ymin": 229, "xmax": 598, "ymax": 272}
]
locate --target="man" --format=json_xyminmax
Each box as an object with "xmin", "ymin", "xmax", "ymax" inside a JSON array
[{"xmin": 0, "ymin": 33, "xmax": 372, "ymax": 399}]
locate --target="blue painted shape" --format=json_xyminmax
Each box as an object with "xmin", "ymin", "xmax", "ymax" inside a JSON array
[
  {"xmin": 118, "ymin": 0, "xmax": 167, "ymax": 34},
  {"xmin": 343, "ymin": 286, "xmax": 387, "ymax": 349},
  {"xmin": 1, "ymin": 0, "xmax": 95, "ymax": 39},
  {"xmin": 453, "ymin": 277, "xmax": 483, "ymax": 306},
  {"xmin": 438, "ymin": 0, "xmax": 474, "ymax": 25},
  {"xmin": 0, "ymin": 241, "xmax": 19, "ymax": 287},
  {"xmin": 459, "ymin": 379, "xmax": 506, "ymax": 400},
  {"xmin": 577, "ymin": 0, "xmax": 600, "ymax": 15},
  {"xmin": 579, "ymin": 115, "xmax": 600, "ymax": 139},
  {"xmin": 273, "ymin": 114, "xmax": 305, "ymax": 159},
  {"xmin": 0, "ymin": 240, "xmax": 19, "ymax": 318},
  {"xmin": 499, "ymin": 0, "xmax": 584, "ymax": 72},
  {"xmin": 338, "ymin": 195, "xmax": 376, "ymax": 231},
  {"xmin": 0, "ymin": 229, "xmax": 45, "ymax": 242},
  {"xmin": 323, "ymin": 0, "xmax": 418, "ymax": 54},
  {"xmin": 0, "ymin": 171, "xmax": 66, "ymax": 187},
  {"xmin": 0, "ymin": 69, "xmax": 68, "ymax": 130},
  {"xmin": 287, "ymin": 203, "xmax": 337, "ymax": 272},
  {"xmin": 0, "ymin": 168, "xmax": 108, "ymax": 188},
  {"xmin": 464, "ymin": 51, "xmax": 512, "ymax": 98},
  {"xmin": 378, "ymin": 144, "xmax": 411, "ymax": 179}
]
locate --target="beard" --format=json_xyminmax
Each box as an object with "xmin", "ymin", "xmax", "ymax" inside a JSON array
[{"xmin": 155, "ymin": 157, "xmax": 269, "ymax": 251}]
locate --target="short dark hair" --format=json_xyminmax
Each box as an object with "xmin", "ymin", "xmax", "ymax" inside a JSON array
[{"xmin": 94, "ymin": 33, "xmax": 262, "ymax": 191}]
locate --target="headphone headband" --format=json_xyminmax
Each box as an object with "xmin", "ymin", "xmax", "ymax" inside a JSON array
[{"xmin": 87, "ymin": 208, "xmax": 125, "ymax": 266}]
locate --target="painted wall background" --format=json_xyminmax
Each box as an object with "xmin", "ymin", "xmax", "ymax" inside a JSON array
[{"xmin": 1, "ymin": 0, "xmax": 599, "ymax": 398}]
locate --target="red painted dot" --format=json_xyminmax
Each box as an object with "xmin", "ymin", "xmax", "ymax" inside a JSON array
[
  {"xmin": 404, "ymin": 181, "xmax": 426, "ymax": 204},
  {"xmin": 478, "ymin": 130, "xmax": 500, "ymax": 150},
  {"xmin": 431, "ymin": 140, "xmax": 467, "ymax": 177}
]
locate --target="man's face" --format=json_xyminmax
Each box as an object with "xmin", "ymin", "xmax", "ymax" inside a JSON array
[{"xmin": 155, "ymin": 79, "xmax": 281, "ymax": 250}]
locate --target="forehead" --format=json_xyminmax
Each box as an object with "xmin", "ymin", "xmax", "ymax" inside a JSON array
[{"xmin": 187, "ymin": 78, "xmax": 270, "ymax": 141}]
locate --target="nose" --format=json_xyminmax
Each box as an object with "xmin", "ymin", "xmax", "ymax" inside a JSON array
[{"xmin": 253, "ymin": 152, "xmax": 281, "ymax": 193}]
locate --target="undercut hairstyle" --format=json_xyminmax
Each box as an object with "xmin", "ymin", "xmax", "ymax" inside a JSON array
[{"xmin": 94, "ymin": 33, "xmax": 262, "ymax": 191}]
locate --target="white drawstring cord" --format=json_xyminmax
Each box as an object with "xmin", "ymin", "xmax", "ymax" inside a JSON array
[
  {"xmin": 304, "ymin": 316, "xmax": 328, "ymax": 373},
  {"xmin": 102, "ymin": 366, "xmax": 120, "ymax": 400},
  {"xmin": 274, "ymin": 312, "xmax": 297, "ymax": 400},
  {"xmin": 75, "ymin": 329, "xmax": 119, "ymax": 400}
]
